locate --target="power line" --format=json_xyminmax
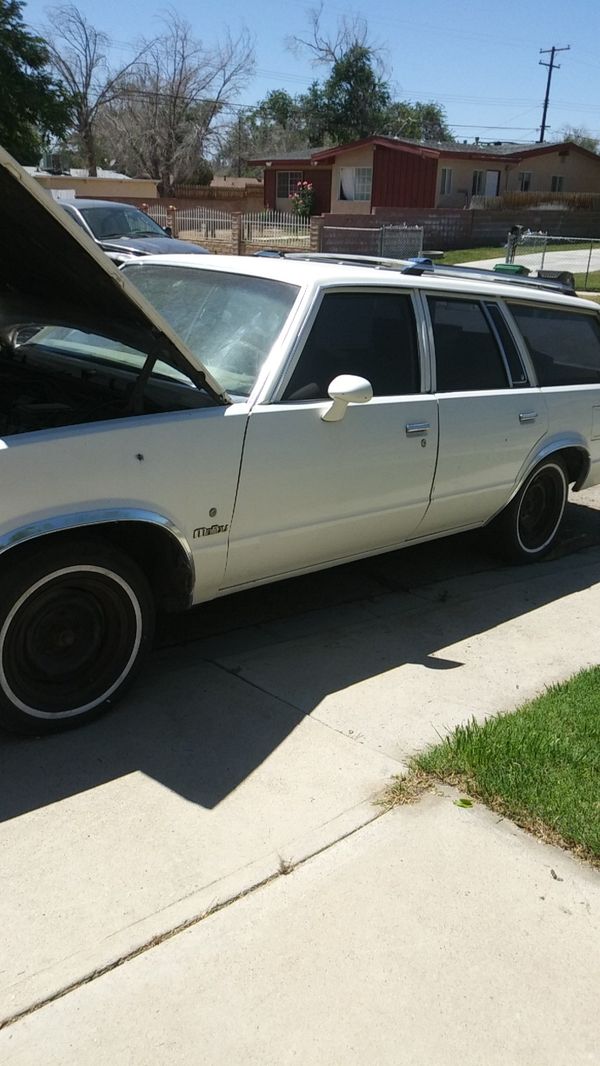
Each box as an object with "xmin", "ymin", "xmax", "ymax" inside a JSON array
[{"xmin": 539, "ymin": 45, "xmax": 570, "ymax": 143}]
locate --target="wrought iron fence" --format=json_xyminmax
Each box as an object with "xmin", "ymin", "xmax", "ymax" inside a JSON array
[
  {"xmin": 144, "ymin": 205, "xmax": 311, "ymax": 250},
  {"xmin": 175, "ymin": 207, "xmax": 233, "ymax": 242},
  {"xmin": 146, "ymin": 204, "xmax": 168, "ymax": 228},
  {"xmin": 507, "ymin": 231, "xmax": 600, "ymax": 290},
  {"xmin": 242, "ymin": 210, "xmax": 310, "ymax": 246}
]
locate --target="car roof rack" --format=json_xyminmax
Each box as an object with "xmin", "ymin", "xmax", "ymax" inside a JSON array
[{"xmin": 284, "ymin": 252, "xmax": 576, "ymax": 296}]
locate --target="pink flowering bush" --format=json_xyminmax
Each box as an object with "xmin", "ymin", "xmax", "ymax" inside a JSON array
[{"xmin": 289, "ymin": 180, "xmax": 315, "ymax": 217}]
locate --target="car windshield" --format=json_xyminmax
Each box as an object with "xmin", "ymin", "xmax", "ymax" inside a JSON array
[
  {"xmin": 122, "ymin": 263, "xmax": 300, "ymax": 397},
  {"xmin": 78, "ymin": 206, "xmax": 166, "ymax": 240}
]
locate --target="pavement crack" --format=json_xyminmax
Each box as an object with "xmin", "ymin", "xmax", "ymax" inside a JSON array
[
  {"xmin": 0, "ymin": 804, "xmax": 388, "ymax": 1033},
  {"xmin": 209, "ymin": 658, "xmax": 307, "ymax": 715}
]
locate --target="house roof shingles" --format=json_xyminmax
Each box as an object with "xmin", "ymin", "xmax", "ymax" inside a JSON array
[{"xmin": 249, "ymin": 138, "xmax": 600, "ymax": 167}]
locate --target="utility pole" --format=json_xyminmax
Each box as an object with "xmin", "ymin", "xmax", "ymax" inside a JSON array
[{"xmin": 538, "ymin": 45, "xmax": 570, "ymax": 143}]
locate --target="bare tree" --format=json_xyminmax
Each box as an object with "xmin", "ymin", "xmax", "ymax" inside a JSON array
[
  {"xmin": 100, "ymin": 14, "xmax": 254, "ymax": 191},
  {"xmin": 287, "ymin": 4, "xmax": 385, "ymax": 72},
  {"xmin": 44, "ymin": 5, "xmax": 150, "ymax": 175}
]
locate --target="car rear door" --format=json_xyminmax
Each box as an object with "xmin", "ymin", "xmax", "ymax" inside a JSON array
[
  {"xmin": 413, "ymin": 293, "xmax": 548, "ymax": 538},
  {"xmin": 222, "ymin": 288, "xmax": 439, "ymax": 588}
]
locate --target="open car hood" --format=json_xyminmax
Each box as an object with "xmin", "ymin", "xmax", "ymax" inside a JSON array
[{"xmin": 0, "ymin": 148, "xmax": 229, "ymax": 404}]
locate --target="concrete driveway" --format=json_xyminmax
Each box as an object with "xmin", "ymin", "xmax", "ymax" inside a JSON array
[
  {"xmin": 464, "ymin": 248, "xmax": 600, "ymax": 273},
  {"xmin": 1, "ymin": 489, "xmax": 600, "ymax": 1052}
]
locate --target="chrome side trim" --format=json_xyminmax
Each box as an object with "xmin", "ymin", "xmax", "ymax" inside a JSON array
[{"xmin": 0, "ymin": 508, "xmax": 195, "ymax": 603}]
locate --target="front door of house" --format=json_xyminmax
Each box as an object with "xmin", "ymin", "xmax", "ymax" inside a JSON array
[{"xmin": 485, "ymin": 170, "xmax": 500, "ymax": 197}]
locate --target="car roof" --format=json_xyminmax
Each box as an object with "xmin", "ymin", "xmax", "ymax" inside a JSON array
[
  {"xmin": 128, "ymin": 254, "xmax": 595, "ymax": 311},
  {"xmin": 62, "ymin": 199, "xmax": 146, "ymax": 209}
]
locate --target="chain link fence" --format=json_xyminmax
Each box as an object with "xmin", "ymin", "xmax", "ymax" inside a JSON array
[
  {"xmin": 321, "ymin": 224, "xmax": 423, "ymax": 259},
  {"xmin": 506, "ymin": 230, "xmax": 600, "ymax": 290}
]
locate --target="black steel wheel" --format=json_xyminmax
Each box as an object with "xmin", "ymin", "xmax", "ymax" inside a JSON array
[
  {"xmin": 0, "ymin": 539, "xmax": 154, "ymax": 735},
  {"xmin": 487, "ymin": 458, "xmax": 568, "ymax": 564}
]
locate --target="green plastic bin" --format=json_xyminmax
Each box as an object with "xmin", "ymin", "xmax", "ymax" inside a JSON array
[{"xmin": 493, "ymin": 263, "xmax": 530, "ymax": 276}]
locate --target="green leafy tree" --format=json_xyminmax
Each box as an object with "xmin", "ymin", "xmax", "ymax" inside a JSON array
[
  {"xmin": 383, "ymin": 100, "xmax": 454, "ymax": 142},
  {"xmin": 0, "ymin": 0, "xmax": 72, "ymax": 162},
  {"xmin": 313, "ymin": 44, "xmax": 391, "ymax": 143},
  {"xmin": 215, "ymin": 90, "xmax": 310, "ymax": 175}
]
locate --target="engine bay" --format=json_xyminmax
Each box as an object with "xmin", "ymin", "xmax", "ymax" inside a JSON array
[{"xmin": 0, "ymin": 335, "xmax": 211, "ymax": 437}]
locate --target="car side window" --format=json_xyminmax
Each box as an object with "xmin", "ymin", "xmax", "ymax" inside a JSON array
[
  {"xmin": 507, "ymin": 303, "xmax": 600, "ymax": 386},
  {"xmin": 281, "ymin": 291, "xmax": 420, "ymax": 401},
  {"xmin": 428, "ymin": 296, "xmax": 510, "ymax": 392}
]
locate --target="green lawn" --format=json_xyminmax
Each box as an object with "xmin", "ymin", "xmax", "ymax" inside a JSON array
[
  {"xmin": 574, "ymin": 271, "xmax": 600, "ymax": 292},
  {"xmin": 390, "ymin": 667, "xmax": 600, "ymax": 865},
  {"xmin": 440, "ymin": 246, "xmax": 505, "ymax": 264},
  {"xmin": 438, "ymin": 248, "xmax": 600, "ymax": 291}
]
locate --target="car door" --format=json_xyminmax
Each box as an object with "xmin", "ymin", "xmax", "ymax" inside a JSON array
[
  {"xmin": 222, "ymin": 288, "xmax": 439, "ymax": 588},
  {"xmin": 414, "ymin": 293, "xmax": 548, "ymax": 537},
  {"xmin": 505, "ymin": 301, "xmax": 600, "ymax": 482}
]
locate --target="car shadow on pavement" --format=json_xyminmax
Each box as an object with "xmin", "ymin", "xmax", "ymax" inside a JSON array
[{"xmin": 1, "ymin": 505, "xmax": 599, "ymax": 824}]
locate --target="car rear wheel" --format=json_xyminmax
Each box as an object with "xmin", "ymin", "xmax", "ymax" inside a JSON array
[
  {"xmin": 0, "ymin": 540, "xmax": 154, "ymax": 735},
  {"xmin": 487, "ymin": 458, "xmax": 568, "ymax": 564}
]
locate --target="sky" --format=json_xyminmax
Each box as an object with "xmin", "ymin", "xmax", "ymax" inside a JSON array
[{"xmin": 21, "ymin": 0, "xmax": 600, "ymax": 146}]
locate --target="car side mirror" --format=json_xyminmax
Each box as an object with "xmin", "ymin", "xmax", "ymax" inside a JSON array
[
  {"xmin": 163, "ymin": 225, "xmax": 173, "ymax": 237},
  {"xmin": 321, "ymin": 374, "xmax": 373, "ymax": 422}
]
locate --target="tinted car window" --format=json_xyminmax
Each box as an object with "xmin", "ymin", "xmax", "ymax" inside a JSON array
[
  {"xmin": 428, "ymin": 296, "xmax": 510, "ymax": 392},
  {"xmin": 484, "ymin": 302, "xmax": 529, "ymax": 387},
  {"xmin": 507, "ymin": 303, "xmax": 600, "ymax": 386},
  {"xmin": 282, "ymin": 292, "xmax": 419, "ymax": 401}
]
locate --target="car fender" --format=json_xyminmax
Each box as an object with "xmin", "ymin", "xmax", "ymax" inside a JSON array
[
  {"xmin": 515, "ymin": 432, "xmax": 590, "ymax": 499},
  {"xmin": 0, "ymin": 507, "xmax": 195, "ymax": 603}
]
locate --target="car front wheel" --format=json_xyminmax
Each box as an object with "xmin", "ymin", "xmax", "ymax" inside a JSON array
[
  {"xmin": 487, "ymin": 458, "xmax": 568, "ymax": 564},
  {"xmin": 0, "ymin": 539, "xmax": 154, "ymax": 735}
]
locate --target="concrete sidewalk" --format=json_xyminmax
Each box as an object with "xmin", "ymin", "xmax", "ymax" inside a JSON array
[
  {"xmin": 2, "ymin": 793, "xmax": 598, "ymax": 1065},
  {"xmin": 1, "ymin": 506, "xmax": 599, "ymax": 1055}
]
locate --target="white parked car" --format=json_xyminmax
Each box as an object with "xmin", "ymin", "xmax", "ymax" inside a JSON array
[{"xmin": 2, "ymin": 147, "xmax": 600, "ymax": 734}]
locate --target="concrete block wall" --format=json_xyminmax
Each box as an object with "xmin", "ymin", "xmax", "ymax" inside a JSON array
[{"xmin": 372, "ymin": 207, "xmax": 600, "ymax": 250}]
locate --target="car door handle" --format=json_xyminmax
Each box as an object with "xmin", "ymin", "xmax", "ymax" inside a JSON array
[
  {"xmin": 519, "ymin": 411, "xmax": 538, "ymax": 423},
  {"xmin": 405, "ymin": 422, "xmax": 430, "ymax": 436}
]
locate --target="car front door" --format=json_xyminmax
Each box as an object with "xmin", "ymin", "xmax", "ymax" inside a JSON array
[
  {"xmin": 222, "ymin": 289, "xmax": 439, "ymax": 588},
  {"xmin": 414, "ymin": 294, "xmax": 548, "ymax": 538}
]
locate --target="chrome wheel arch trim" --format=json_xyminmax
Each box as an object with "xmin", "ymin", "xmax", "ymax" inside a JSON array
[
  {"xmin": 0, "ymin": 508, "xmax": 195, "ymax": 604},
  {"xmin": 488, "ymin": 435, "xmax": 590, "ymax": 524}
]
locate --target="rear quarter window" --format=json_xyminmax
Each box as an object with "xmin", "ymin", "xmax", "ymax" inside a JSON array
[{"xmin": 508, "ymin": 303, "xmax": 600, "ymax": 386}]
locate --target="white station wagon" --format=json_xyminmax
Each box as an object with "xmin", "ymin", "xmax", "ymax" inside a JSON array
[{"xmin": 2, "ymin": 146, "xmax": 600, "ymax": 734}]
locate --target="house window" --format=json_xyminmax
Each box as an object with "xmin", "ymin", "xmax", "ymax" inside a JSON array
[
  {"xmin": 339, "ymin": 167, "xmax": 372, "ymax": 201},
  {"xmin": 440, "ymin": 168, "xmax": 453, "ymax": 195},
  {"xmin": 551, "ymin": 175, "xmax": 564, "ymax": 192},
  {"xmin": 277, "ymin": 171, "xmax": 303, "ymax": 199},
  {"xmin": 472, "ymin": 170, "xmax": 484, "ymax": 195},
  {"xmin": 518, "ymin": 172, "xmax": 532, "ymax": 192}
]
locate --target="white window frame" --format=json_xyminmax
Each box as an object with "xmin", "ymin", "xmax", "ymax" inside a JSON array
[
  {"xmin": 440, "ymin": 168, "xmax": 453, "ymax": 195},
  {"xmin": 277, "ymin": 170, "xmax": 303, "ymax": 199},
  {"xmin": 551, "ymin": 175, "xmax": 564, "ymax": 193},
  {"xmin": 339, "ymin": 167, "xmax": 372, "ymax": 202}
]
